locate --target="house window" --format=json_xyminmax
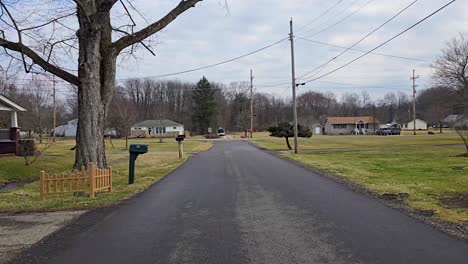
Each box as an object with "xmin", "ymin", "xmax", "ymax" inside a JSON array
[
  {"xmin": 333, "ymin": 124, "xmax": 347, "ymax": 129},
  {"xmin": 155, "ymin": 127, "xmax": 159, "ymax": 134},
  {"xmin": 173, "ymin": 127, "xmax": 177, "ymax": 129},
  {"xmin": 162, "ymin": 127, "xmax": 166, "ymax": 134},
  {"xmin": 365, "ymin": 124, "xmax": 369, "ymax": 129}
]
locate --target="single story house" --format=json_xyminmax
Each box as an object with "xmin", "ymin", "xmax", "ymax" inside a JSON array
[
  {"xmin": 131, "ymin": 120, "xmax": 184, "ymax": 138},
  {"xmin": 55, "ymin": 119, "xmax": 118, "ymax": 137},
  {"xmin": 324, "ymin": 116, "xmax": 380, "ymax": 135},
  {"xmin": 0, "ymin": 94, "xmax": 27, "ymax": 155},
  {"xmin": 443, "ymin": 114, "xmax": 467, "ymax": 128},
  {"xmin": 401, "ymin": 119, "xmax": 428, "ymax": 130},
  {"xmin": 312, "ymin": 124, "xmax": 323, "ymax": 135},
  {"xmin": 55, "ymin": 119, "xmax": 78, "ymax": 137}
]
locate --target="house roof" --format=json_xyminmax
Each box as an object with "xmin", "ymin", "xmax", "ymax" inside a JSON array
[
  {"xmin": 0, "ymin": 94, "xmax": 27, "ymax": 112},
  {"xmin": 443, "ymin": 114, "xmax": 464, "ymax": 123},
  {"xmin": 326, "ymin": 116, "xmax": 380, "ymax": 124},
  {"xmin": 132, "ymin": 119, "xmax": 183, "ymax": 128}
]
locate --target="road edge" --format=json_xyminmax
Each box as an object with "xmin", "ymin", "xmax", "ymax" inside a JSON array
[
  {"xmin": 5, "ymin": 151, "xmax": 203, "ymax": 264},
  {"xmin": 248, "ymin": 141, "xmax": 468, "ymax": 242}
]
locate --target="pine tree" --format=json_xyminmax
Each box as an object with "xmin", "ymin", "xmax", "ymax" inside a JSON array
[{"xmin": 192, "ymin": 77, "xmax": 216, "ymax": 134}]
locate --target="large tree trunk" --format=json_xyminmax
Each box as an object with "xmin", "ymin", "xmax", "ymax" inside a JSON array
[{"xmin": 74, "ymin": 5, "xmax": 116, "ymax": 169}]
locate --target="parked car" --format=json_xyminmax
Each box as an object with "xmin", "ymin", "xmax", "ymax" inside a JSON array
[
  {"xmin": 376, "ymin": 128, "xmax": 391, "ymax": 135},
  {"xmin": 376, "ymin": 127, "xmax": 401, "ymax": 135},
  {"xmin": 390, "ymin": 127, "xmax": 401, "ymax": 135},
  {"xmin": 217, "ymin": 128, "xmax": 225, "ymax": 136}
]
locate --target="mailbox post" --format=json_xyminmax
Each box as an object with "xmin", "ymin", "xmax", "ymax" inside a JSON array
[
  {"xmin": 129, "ymin": 144, "xmax": 148, "ymax": 184},
  {"xmin": 176, "ymin": 135, "xmax": 185, "ymax": 158}
]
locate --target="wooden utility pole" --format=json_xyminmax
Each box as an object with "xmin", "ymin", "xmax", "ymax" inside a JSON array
[
  {"xmin": 52, "ymin": 76, "xmax": 57, "ymax": 142},
  {"xmin": 289, "ymin": 18, "xmax": 298, "ymax": 154},
  {"xmin": 250, "ymin": 69, "xmax": 254, "ymax": 138},
  {"xmin": 410, "ymin": 69, "xmax": 419, "ymax": 135}
]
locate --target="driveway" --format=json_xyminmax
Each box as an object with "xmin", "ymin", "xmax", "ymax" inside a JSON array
[{"xmin": 10, "ymin": 141, "xmax": 468, "ymax": 264}]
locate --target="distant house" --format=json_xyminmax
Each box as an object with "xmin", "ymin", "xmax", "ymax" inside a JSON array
[
  {"xmin": 131, "ymin": 120, "xmax": 184, "ymax": 138},
  {"xmin": 312, "ymin": 124, "xmax": 323, "ymax": 135},
  {"xmin": 0, "ymin": 94, "xmax": 27, "ymax": 155},
  {"xmin": 55, "ymin": 119, "xmax": 78, "ymax": 137},
  {"xmin": 324, "ymin": 116, "xmax": 380, "ymax": 135},
  {"xmin": 55, "ymin": 119, "xmax": 118, "ymax": 137},
  {"xmin": 443, "ymin": 114, "xmax": 467, "ymax": 128},
  {"xmin": 401, "ymin": 119, "xmax": 428, "ymax": 130}
]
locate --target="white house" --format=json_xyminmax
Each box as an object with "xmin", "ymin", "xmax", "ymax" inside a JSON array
[
  {"xmin": 0, "ymin": 94, "xmax": 27, "ymax": 155},
  {"xmin": 55, "ymin": 119, "xmax": 118, "ymax": 137},
  {"xmin": 312, "ymin": 124, "xmax": 323, "ymax": 135},
  {"xmin": 131, "ymin": 120, "xmax": 184, "ymax": 137},
  {"xmin": 402, "ymin": 119, "xmax": 428, "ymax": 130}
]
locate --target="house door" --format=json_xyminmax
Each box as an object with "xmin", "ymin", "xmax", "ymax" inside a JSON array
[
  {"xmin": 315, "ymin": 127, "xmax": 321, "ymax": 134},
  {"xmin": 356, "ymin": 121, "xmax": 365, "ymax": 134}
]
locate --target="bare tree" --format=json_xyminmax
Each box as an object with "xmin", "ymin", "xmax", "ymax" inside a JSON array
[
  {"xmin": 108, "ymin": 88, "xmax": 137, "ymax": 150},
  {"xmin": 433, "ymin": 34, "xmax": 468, "ymax": 147},
  {"xmin": 433, "ymin": 33, "xmax": 468, "ymax": 114},
  {"xmin": 0, "ymin": 0, "xmax": 203, "ymax": 168}
]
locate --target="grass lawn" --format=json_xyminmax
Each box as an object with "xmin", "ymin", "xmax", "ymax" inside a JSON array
[
  {"xmin": 0, "ymin": 138, "xmax": 212, "ymax": 212},
  {"xmin": 251, "ymin": 133, "xmax": 468, "ymax": 225},
  {"xmin": 253, "ymin": 134, "xmax": 463, "ymax": 151}
]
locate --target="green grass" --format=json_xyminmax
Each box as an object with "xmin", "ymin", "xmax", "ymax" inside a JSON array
[
  {"xmin": 253, "ymin": 134, "xmax": 463, "ymax": 151},
  {"xmin": 0, "ymin": 138, "xmax": 212, "ymax": 212},
  {"xmin": 284, "ymin": 148, "xmax": 468, "ymax": 224}
]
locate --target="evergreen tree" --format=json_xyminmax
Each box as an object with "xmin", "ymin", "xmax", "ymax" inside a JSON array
[{"xmin": 192, "ymin": 77, "xmax": 216, "ymax": 134}]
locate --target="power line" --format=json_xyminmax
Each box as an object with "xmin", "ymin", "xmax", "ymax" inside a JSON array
[
  {"xmin": 297, "ymin": 37, "xmax": 431, "ymax": 62},
  {"xmin": 298, "ymin": 0, "xmax": 361, "ymax": 37},
  {"xmin": 297, "ymin": 0, "xmax": 419, "ymax": 80},
  {"xmin": 302, "ymin": 0, "xmax": 457, "ymax": 84},
  {"xmin": 116, "ymin": 38, "xmax": 288, "ymax": 81},
  {"xmin": 300, "ymin": 0, "xmax": 376, "ymax": 38},
  {"xmin": 296, "ymin": 0, "xmax": 345, "ymax": 33}
]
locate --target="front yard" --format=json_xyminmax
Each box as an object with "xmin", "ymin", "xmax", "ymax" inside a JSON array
[
  {"xmin": 0, "ymin": 138, "xmax": 212, "ymax": 212},
  {"xmin": 252, "ymin": 133, "xmax": 468, "ymax": 226}
]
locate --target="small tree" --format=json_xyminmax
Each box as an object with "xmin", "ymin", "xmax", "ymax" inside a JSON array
[{"xmin": 267, "ymin": 122, "xmax": 312, "ymax": 150}]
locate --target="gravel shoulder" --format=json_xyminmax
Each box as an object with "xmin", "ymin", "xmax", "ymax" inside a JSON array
[{"xmin": 0, "ymin": 211, "xmax": 85, "ymax": 263}]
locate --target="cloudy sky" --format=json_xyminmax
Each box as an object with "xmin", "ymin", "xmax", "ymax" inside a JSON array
[{"xmin": 111, "ymin": 0, "xmax": 467, "ymax": 100}]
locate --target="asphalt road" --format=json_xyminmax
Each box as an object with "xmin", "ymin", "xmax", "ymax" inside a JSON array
[{"xmin": 12, "ymin": 141, "xmax": 468, "ymax": 264}]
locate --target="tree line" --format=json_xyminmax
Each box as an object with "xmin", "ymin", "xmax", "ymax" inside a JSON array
[{"xmin": 1, "ymin": 34, "xmax": 466, "ymax": 141}]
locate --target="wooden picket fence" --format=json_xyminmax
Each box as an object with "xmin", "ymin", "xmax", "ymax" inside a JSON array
[{"xmin": 40, "ymin": 162, "xmax": 112, "ymax": 200}]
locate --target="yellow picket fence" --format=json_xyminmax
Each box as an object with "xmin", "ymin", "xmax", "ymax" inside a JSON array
[{"xmin": 40, "ymin": 162, "xmax": 112, "ymax": 200}]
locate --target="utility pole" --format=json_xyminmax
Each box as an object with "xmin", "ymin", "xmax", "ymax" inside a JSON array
[
  {"xmin": 289, "ymin": 18, "xmax": 298, "ymax": 154},
  {"xmin": 250, "ymin": 69, "xmax": 254, "ymax": 138},
  {"xmin": 410, "ymin": 69, "xmax": 419, "ymax": 136},
  {"xmin": 52, "ymin": 76, "xmax": 57, "ymax": 142}
]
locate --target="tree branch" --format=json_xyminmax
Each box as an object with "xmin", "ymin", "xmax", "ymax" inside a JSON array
[
  {"xmin": 112, "ymin": 0, "xmax": 202, "ymax": 53},
  {"xmin": 0, "ymin": 38, "xmax": 79, "ymax": 85}
]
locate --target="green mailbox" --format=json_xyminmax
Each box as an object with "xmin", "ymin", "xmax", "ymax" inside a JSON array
[{"xmin": 129, "ymin": 144, "xmax": 148, "ymax": 184}]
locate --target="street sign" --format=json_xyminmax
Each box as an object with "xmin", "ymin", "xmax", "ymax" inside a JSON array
[{"xmin": 208, "ymin": 127, "xmax": 212, "ymax": 133}]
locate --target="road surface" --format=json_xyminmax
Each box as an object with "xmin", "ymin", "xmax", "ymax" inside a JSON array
[{"xmin": 12, "ymin": 141, "xmax": 468, "ymax": 264}]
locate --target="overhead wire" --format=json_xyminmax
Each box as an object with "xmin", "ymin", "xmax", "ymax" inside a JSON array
[
  {"xmin": 300, "ymin": 0, "xmax": 376, "ymax": 38},
  {"xmin": 296, "ymin": 37, "xmax": 431, "ymax": 63},
  {"xmin": 116, "ymin": 37, "xmax": 288, "ymax": 81},
  {"xmin": 302, "ymin": 0, "xmax": 457, "ymax": 84},
  {"xmin": 295, "ymin": 0, "xmax": 345, "ymax": 34},
  {"xmin": 298, "ymin": 0, "xmax": 362, "ymax": 37},
  {"xmin": 297, "ymin": 0, "xmax": 420, "ymax": 80}
]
